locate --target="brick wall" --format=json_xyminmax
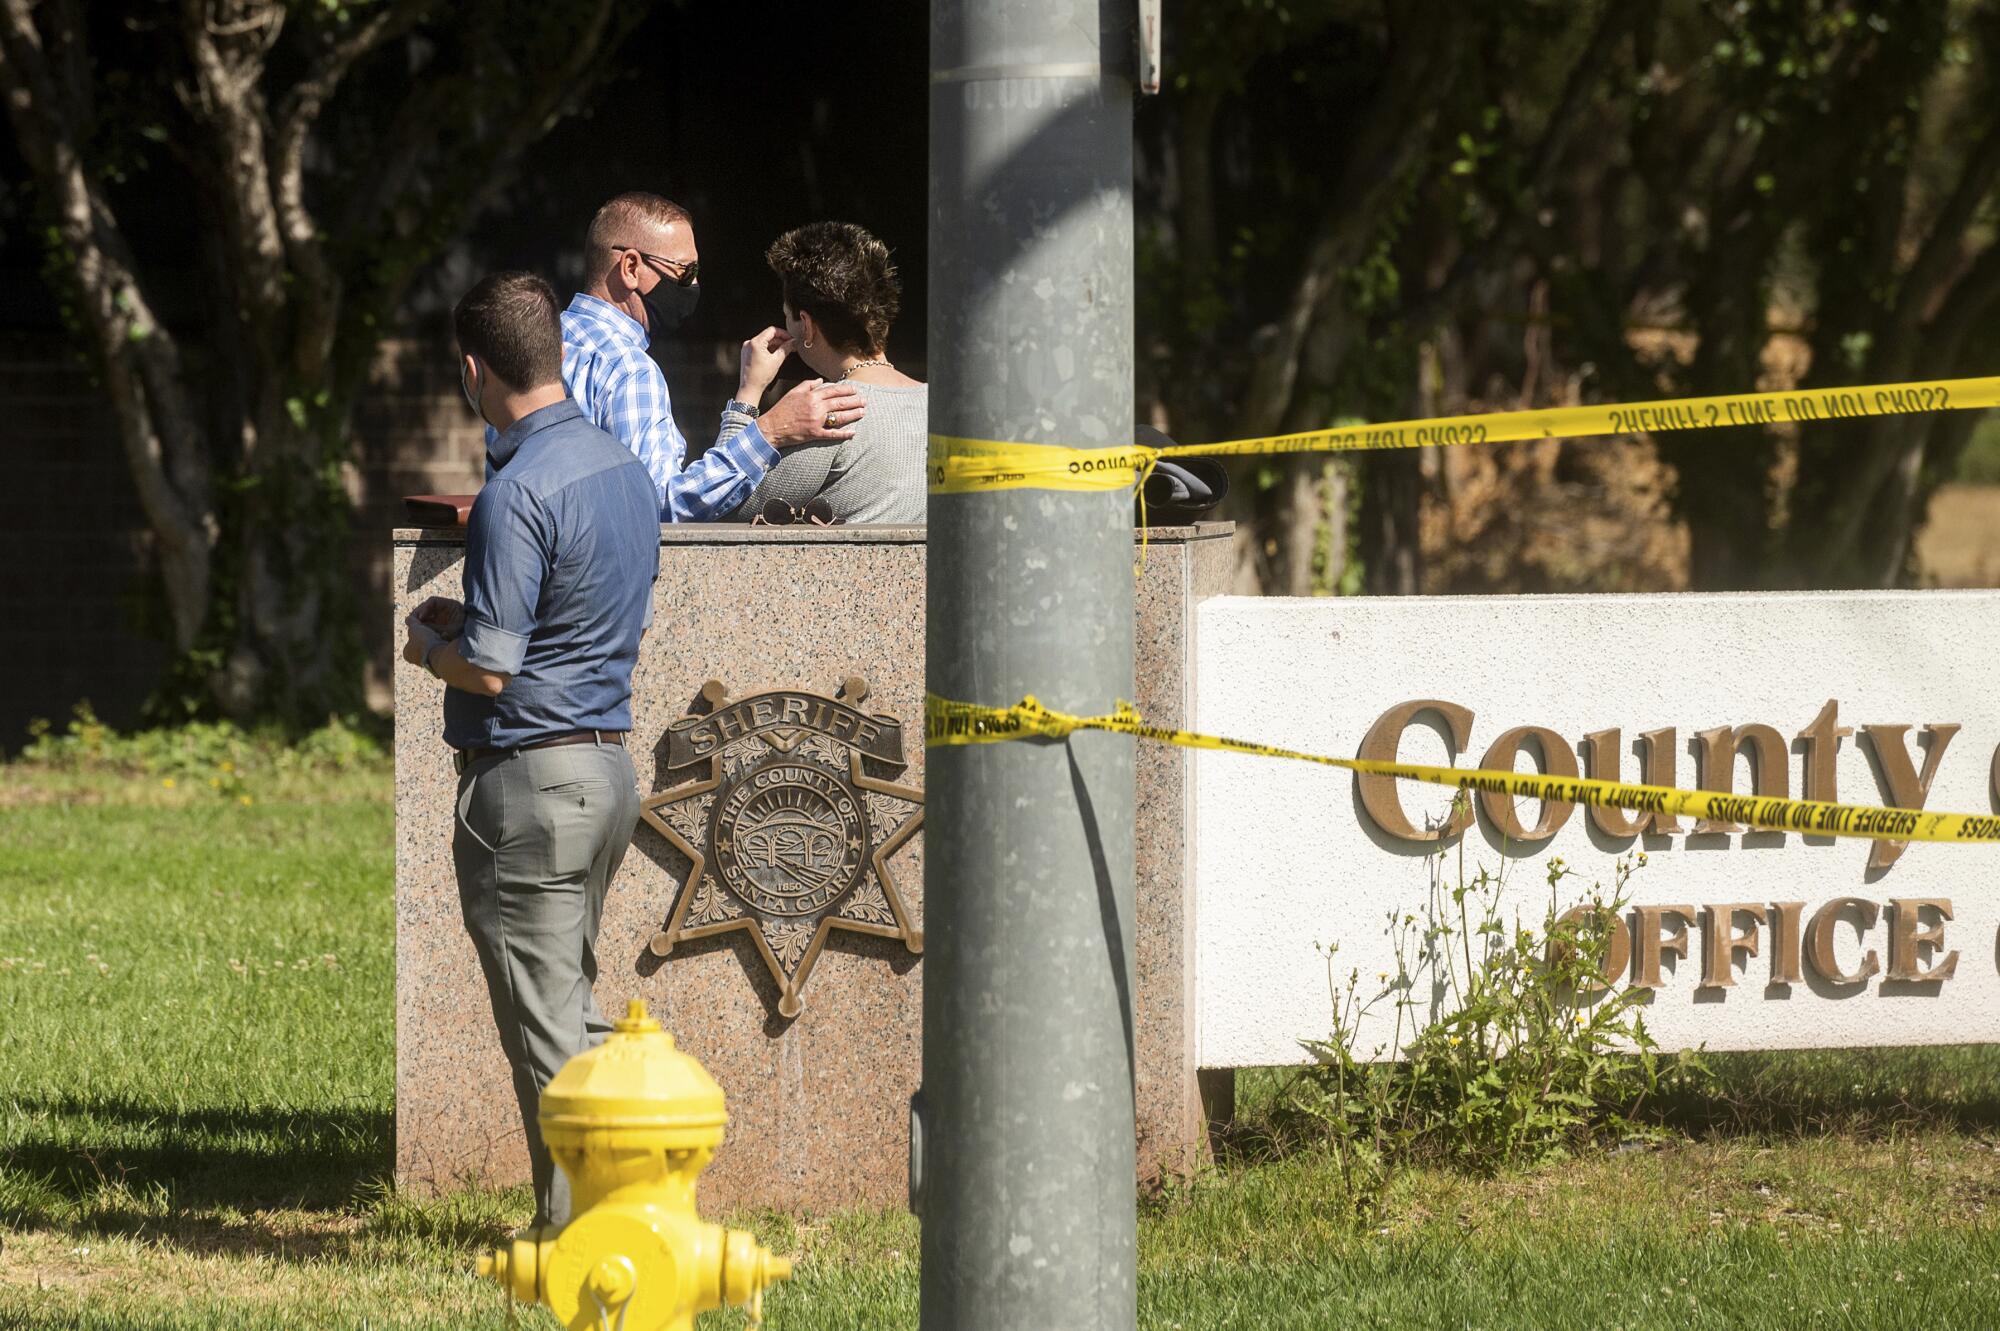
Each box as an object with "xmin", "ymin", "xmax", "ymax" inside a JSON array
[
  {"xmin": 0, "ymin": 335, "xmax": 741, "ymax": 748},
  {"xmin": 0, "ymin": 342, "xmax": 169, "ymax": 746},
  {"xmin": 350, "ymin": 341, "xmax": 490, "ymax": 711}
]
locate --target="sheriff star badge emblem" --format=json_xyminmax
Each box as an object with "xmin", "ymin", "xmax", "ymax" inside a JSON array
[{"xmin": 640, "ymin": 677, "xmax": 923, "ymax": 1017}]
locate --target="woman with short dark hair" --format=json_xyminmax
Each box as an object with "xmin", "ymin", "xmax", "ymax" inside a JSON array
[{"xmin": 725, "ymin": 221, "xmax": 926, "ymax": 524}]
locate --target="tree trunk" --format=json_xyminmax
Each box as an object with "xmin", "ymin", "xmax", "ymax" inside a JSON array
[
  {"xmin": 214, "ymin": 403, "xmax": 363, "ymax": 719},
  {"xmin": 1657, "ymin": 190, "xmax": 1781, "ymax": 590},
  {"xmin": 0, "ymin": 0, "xmax": 216, "ymax": 648},
  {"xmin": 1360, "ymin": 452, "xmax": 1423, "ymax": 595}
]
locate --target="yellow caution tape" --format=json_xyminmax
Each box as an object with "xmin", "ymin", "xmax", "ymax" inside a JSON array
[
  {"xmin": 929, "ymin": 374, "xmax": 2000, "ymax": 495},
  {"xmin": 925, "ymin": 694, "xmax": 2000, "ymax": 846},
  {"xmin": 929, "ymin": 437, "xmax": 1163, "ymax": 497}
]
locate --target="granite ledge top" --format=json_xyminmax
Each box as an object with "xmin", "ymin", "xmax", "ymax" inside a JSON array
[{"xmin": 393, "ymin": 521, "xmax": 1236, "ymax": 546}]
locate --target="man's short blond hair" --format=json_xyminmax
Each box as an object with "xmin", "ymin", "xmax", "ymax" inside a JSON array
[{"xmin": 585, "ymin": 192, "xmax": 692, "ymax": 272}]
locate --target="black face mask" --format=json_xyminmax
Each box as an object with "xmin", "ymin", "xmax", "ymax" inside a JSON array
[{"xmin": 640, "ymin": 278, "xmax": 700, "ymax": 336}]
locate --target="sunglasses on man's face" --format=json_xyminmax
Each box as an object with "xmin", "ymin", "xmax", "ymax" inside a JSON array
[{"xmin": 611, "ymin": 245, "xmax": 700, "ymax": 287}]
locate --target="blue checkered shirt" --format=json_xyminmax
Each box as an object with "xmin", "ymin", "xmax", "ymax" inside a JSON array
[{"xmin": 486, "ymin": 294, "xmax": 778, "ymax": 521}]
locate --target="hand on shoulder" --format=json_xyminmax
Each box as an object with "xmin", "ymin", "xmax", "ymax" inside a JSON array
[{"xmin": 761, "ymin": 379, "xmax": 868, "ymax": 449}]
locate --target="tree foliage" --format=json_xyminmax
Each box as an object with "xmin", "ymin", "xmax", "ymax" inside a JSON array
[
  {"xmin": 1606, "ymin": 0, "xmax": 2000, "ymax": 588},
  {"xmin": 0, "ymin": 0, "xmax": 651, "ymax": 722},
  {"xmin": 1140, "ymin": 0, "xmax": 2000, "ymax": 594}
]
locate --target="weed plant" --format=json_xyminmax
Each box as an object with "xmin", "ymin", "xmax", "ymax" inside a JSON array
[{"xmin": 1273, "ymin": 825, "xmax": 1708, "ymax": 1204}]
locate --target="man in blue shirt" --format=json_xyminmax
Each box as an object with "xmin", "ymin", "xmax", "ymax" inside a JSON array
[
  {"xmin": 401, "ymin": 271, "xmax": 657, "ymax": 1228},
  {"xmin": 548, "ymin": 190, "xmax": 870, "ymax": 519}
]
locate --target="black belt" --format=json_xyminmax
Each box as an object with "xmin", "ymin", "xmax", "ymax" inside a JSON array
[{"xmin": 453, "ymin": 729, "xmax": 625, "ymax": 775}]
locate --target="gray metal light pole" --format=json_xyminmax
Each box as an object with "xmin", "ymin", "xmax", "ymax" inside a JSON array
[{"xmin": 921, "ymin": 1, "xmax": 1138, "ymax": 1328}]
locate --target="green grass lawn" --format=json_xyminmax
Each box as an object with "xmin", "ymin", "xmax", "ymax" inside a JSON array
[{"xmin": 3, "ymin": 777, "xmax": 1999, "ymax": 1328}]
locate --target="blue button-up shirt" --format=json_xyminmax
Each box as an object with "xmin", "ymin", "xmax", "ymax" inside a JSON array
[
  {"xmin": 446, "ymin": 400, "xmax": 660, "ymax": 751},
  {"xmin": 547, "ymin": 293, "xmax": 779, "ymax": 521}
]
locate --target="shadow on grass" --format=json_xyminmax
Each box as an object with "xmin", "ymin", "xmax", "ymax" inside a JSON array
[
  {"xmin": 1647, "ymin": 1045, "xmax": 2000, "ymax": 1138},
  {"xmin": 0, "ymin": 1093, "xmax": 409, "ymax": 1259},
  {"xmin": 1210, "ymin": 1045, "xmax": 2000, "ymax": 1170}
]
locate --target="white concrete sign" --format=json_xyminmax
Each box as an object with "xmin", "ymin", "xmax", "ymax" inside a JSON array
[{"xmin": 1193, "ymin": 592, "xmax": 2000, "ymax": 1067}]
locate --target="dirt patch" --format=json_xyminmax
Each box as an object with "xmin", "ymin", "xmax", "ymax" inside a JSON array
[
  {"xmin": 1916, "ymin": 484, "xmax": 2000, "ymax": 587},
  {"xmin": 0, "ymin": 1232, "xmax": 134, "ymax": 1297},
  {"xmin": 0, "ymin": 1215, "xmax": 372, "ymax": 1308},
  {"xmin": 1423, "ymin": 435, "xmax": 1690, "ymax": 593},
  {"xmin": 1423, "ymin": 461, "xmax": 2000, "ymax": 595}
]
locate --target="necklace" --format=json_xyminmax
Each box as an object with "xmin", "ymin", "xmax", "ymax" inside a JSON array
[{"xmin": 839, "ymin": 358, "xmax": 892, "ymax": 381}]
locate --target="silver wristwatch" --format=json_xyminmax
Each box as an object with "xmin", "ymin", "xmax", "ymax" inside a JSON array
[{"xmin": 726, "ymin": 397, "xmax": 761, "ymax": 419}]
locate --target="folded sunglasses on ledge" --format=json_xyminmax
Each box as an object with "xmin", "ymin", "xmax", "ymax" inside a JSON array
[{"xmin": 751, "ymin": 497, "xmax": 839, "ymax": 527}]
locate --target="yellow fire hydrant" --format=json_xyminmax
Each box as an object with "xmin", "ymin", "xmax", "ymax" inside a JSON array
[{"xmin": 476, "ymin": 1000, "xmax": 793, "ymax": 1329}]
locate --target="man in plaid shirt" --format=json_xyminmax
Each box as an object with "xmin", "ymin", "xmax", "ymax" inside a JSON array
[{"xmin": 503, "ymin": 192, "xmax": 868, "ymax": 520}]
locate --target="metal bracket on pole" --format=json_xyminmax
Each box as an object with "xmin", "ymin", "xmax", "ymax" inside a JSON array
[{"xmin": 1137, "ymin": 0, "xmax": 1162, "ymax": 94}]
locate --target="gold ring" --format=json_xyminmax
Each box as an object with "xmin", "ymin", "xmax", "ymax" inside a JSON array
[{"xmin": 824, "ymin": 412, "xmax": 839, "ymax": 429}]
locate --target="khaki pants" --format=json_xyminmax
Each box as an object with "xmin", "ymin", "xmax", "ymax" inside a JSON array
[{"xmin": 452, "ymin": 740, "xmax": 640, "ymax": 1226}]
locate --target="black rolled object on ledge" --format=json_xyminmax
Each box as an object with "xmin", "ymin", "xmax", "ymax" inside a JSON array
[{"xmin": 1135, "ymin": 424, "xmax": 1229, "ymax": 526}]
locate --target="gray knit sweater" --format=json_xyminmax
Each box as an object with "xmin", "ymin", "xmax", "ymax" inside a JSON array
[{"xmin": 723, "ymin": 382, "xmax": 928, "ymax": 524}]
